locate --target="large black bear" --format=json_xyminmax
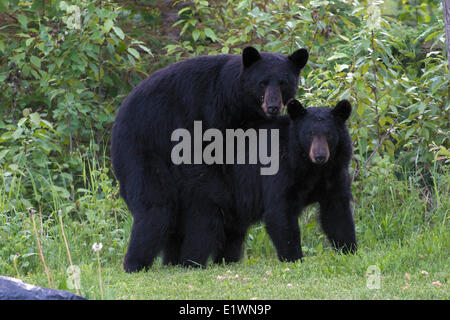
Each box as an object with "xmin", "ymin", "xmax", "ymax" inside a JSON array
[
  {"xmin": 111, "ymin": 47, "xmax": 309, "ymax": 272},
  {"xmin": 220, "ymin": 99, "xmax": 357, "ymax": 263}
]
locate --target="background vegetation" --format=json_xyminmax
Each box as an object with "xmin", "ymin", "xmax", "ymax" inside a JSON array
[{"xmin": 0, "ymin": 0, "xmax": 448, "ymax": 299}]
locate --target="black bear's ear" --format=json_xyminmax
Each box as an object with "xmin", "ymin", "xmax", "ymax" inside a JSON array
[
  {"xmin": 287, "ymin": 99, "xmax": 306, "ymax": 119},
  {"xmin": 332, "ymin": 100, "xmax": 352, "ymax": 122},
  {"xmin": 242, "ymin": 46, "xmax": 261, "ymax": 69},
  {"xmin": 288, "ymin": 48, "xmax": 309, "ymax": 70}
]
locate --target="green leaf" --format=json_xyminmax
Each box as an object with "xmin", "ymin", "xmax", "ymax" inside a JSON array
[
  {"xmin": 405, "ymin": 127, "xmax": 416, "ymax": 140},
  {"xmin": 18, "ymin": 14, "xmax": 28, "ymax": 30},
  {"xmin": 335, "ymin": 64, "xmax": 349, "ymax": 72},
  {"xmin": 127, "ymin": 47, "xmax": 140, "ymax": 59},
  {"xmin": 104, "ymin": 19, "xmax": 114, "ymax": 33},
  {"xmin": 327, "ymin": 52, "xmax": 347, "ymax": 61},
  {"xmin": 384, "ymin": 139, "xmax": 395, "ymax": 156},
  {"xmin": 12, "ymin": 127, "xmax": 24, "ymax": 140},
  {"xmin": 0, "ymin": 132, "xmax": 13, "ymax": 142},
  {"xmin": 337, "ymin": 34, "xmax": 350, "ymax": 42},
  {"xmin": 30, "ymin": 56, "xmax": 41, "ymax": 68},
  {"xmin": 422, "ymin": 128, "xmax": 430, "ymax": 141},
  {"xmin": 138, "ymin": 45, "xmax": 152, "ymax": 56},
  {"xmin": 356, "ymin": 103, "xmax": 364, "ymax": 117},
  {"xmin": 25, "ymin": 37, "xmax": 34, "ymax": 47},
  {"xmin": 40, "ymin": 119, "xmax": 55, "ymax": 131},
  {"xmin": 425, "ymin": 31, "xmax": 442, "ymax": 42},
  {"xmin": 17, "ymin": 117, "xmax": 27, "ymax": 127},
  {"xmin": 204, "ymin": 28, "xmax": 217, "ymax": 41},
  {"xmin": 436, "ymin": 146, "xmax": 450, "ymax": 158},
  {"xmin": 112, "ymin": 26, "xmax": 124, "ymax": 40},
  {"xmin": 177, "ymin": 7, "xmax": 192, "ymax": 16},
  {"xmin": 166, "ymin": 44, "xmax": 178, "ymax": 54},
  {"xmin": 310, "ymin": 0, "xmax": 329, "ymax": 8},
  {"xmin": 192, "ymin": 29, "xmax": 200, "ymax": 41},
  {"xmin": 29, "ymin": 112, "xmax": 41, "ymax": 127},
  {"xmin": 0, "ymin": 149, "xmax": 8, "ymax": 161}
]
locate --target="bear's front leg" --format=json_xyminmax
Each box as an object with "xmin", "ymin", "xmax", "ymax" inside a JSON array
[
  {"xmin": 319, "ymin": 193, "xmax": 357, "ymax": 254},
  {"xmin": 263, "ymin": 211, "xmax": 303, "ymax": 262}
]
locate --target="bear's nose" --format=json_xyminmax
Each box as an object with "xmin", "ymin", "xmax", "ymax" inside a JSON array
[
  {"xmin": 314, "ymin": 155, "xmax": 326, "ymax": 164},
  {"xmin": 267, "ymin": 106, "xmax": 279, "ymax": 115}
]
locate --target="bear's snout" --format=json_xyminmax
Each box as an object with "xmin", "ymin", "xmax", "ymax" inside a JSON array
[
  {"xmin": 267, "ymin": 105, "xmax": 279, "ymax": 116},
  {"xmin": 313, "ymin": 154, "xmax": 327, "ymax": 164},
  {"xmin": 262, "ymin": 85, "xmax": 283, "ymax": 117},
  {"xmin": 309, "ymin": 136, "xmax": 330, "ymax": 165}
]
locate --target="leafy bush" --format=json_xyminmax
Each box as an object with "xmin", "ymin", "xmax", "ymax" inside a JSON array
[
  {"xmin": 0, "ymin": 0, "xmax": 148, "ymax": 274},
  {"xmin": 0, "ymin": 0, "xmax": 153, "ymax": 211}
]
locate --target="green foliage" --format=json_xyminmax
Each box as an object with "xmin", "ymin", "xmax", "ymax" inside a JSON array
[
  {"xmin": 0, "ymin": 0, "xmax": 151, "ymax": 173},
  {"xmin": 0, "ymin": 0, "xmax": 148, "ymax": 275},
  {"xmin": 0, "ymin": 0, "xmax": 151, "ymax": 223},
  {"xmin": 0, "ymin": 146, "xmax": 129, "ymax": 275}
]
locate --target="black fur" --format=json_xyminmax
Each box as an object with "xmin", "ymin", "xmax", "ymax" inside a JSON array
[
  {"xmin": 111, "ymin": 48, "xmax": 308, "ymax": 272},
  {"xmin": 216, "ymin": 99, "xmax": 357, "ymax": 263}
]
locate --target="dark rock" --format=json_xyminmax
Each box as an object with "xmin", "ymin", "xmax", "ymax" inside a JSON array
[{"xmin": 0, "ymin": 276, "xmax": 87, "ymax": 300}]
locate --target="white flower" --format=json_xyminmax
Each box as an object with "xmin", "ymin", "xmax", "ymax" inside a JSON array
[{"xmin": 92, "ymin": 243, "xmax": 103, "ymax": 252}]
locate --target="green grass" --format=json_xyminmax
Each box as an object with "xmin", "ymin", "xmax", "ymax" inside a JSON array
[
  {"xmin": 18, "ymin": 226, "xmax": 449, "ymax": 299},
  {"xmin": 0, "ymin": 152, "xmax": 448, "ymax": 300}
]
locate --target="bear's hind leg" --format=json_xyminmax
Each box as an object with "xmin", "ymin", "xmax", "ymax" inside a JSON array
[
  {"xmin": 178, "ymin": 205, "xmax": 225, "ymax": 268},
  {"xmin": 213, "ymin": 229, "xmax": 246, "ymax": 264},
  {"xmin": 124, "ymin": 204, "xmax": 175, "ymax": 273},
  {"xmin": 162, "ymin": 233, "xmax": 183, "ymax": 266},
  {"xmin": 121, "ymin": 156, "xmax": 178, "ymax": 273}
]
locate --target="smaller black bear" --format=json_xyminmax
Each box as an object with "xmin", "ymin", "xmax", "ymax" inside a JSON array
[{"xmin": 216, "ymin": 99, "xmax": 357, "ymax": 264}]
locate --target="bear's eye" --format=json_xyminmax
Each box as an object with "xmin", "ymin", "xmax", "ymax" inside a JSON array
[
  {"xmin": 308, "ymin": 131, "xmax": 314, "ymax": 137},
  {"xmin": 279, "ymin": 79, "xmax": 287, "ymax": 86},
  {"xmin": 259, "ymin": 80, "xmax": 268, "ymax": 88}
]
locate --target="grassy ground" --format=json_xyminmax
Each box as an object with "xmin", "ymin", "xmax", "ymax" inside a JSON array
[
  {"xmin": 4, "ymin": 205, "xmax": 450, "ymax": 300},
  {"xmin": 18, "ymin": 221, "xmax": 449, "ymax": 300}
]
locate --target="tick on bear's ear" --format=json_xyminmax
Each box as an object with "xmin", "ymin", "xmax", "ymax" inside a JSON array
[
  {"xmin": 242, "ymin": 46, "xmax": 261, "ymax": 68},
  {"xmin": 288, "ymin": 48, "xmax": 309, "ymax": 70},
  {"xmin": 287, "ymin": 99, "xmax": 306, "ymax": 119},
  {"xmin": 332, "ymin": 100, "xmax": 352, "ymax": 121}
]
